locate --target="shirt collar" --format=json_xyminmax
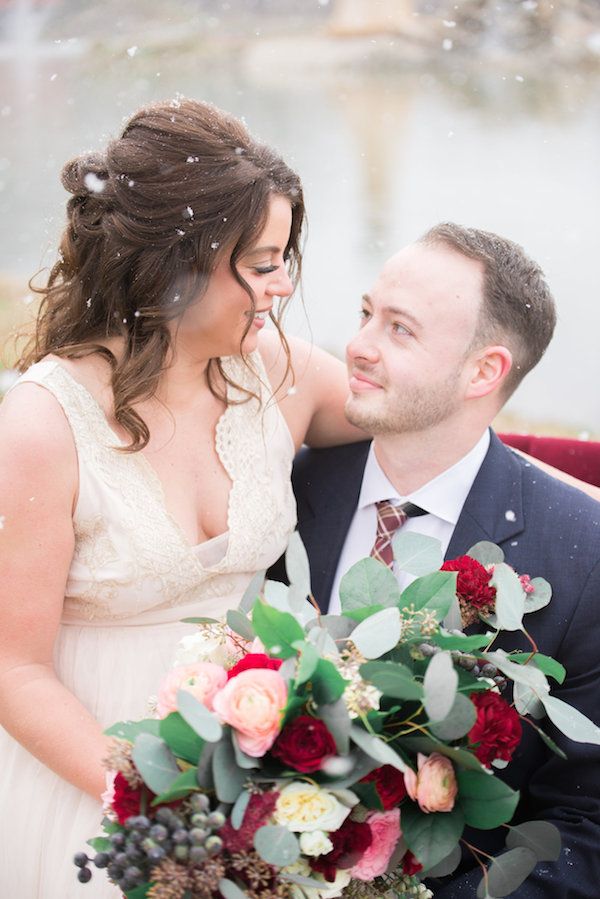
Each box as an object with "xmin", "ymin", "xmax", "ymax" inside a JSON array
[{"xmin": 358, "ymin": 429, "xmax": 491, "ymax": 526}]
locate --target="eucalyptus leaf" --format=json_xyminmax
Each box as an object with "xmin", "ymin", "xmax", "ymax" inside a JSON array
[
  {"xmin": 339, "ymin": 557, "xmax": 401, "ymax": 611},
  {"xmin": 490, "ymin": 563, "xmax": 525, "ymax": 632},
  {"xmin": 430, "ymin": 691, "xmax": 477, "ymax": 741},
  {"xmin": 125, "ymin": 886, "xmax": 152, "ymax": 899},
  {"xmin": 226, "ymin": 608, "xmax": 255, "ymax": 642},
  {"xmin": 523, "ymin": 576, "xmax": 552, "ymax": 613},
  {"xmin": 285, "ymin": 530, "xmax": 312, "ymax": 594},
  {"xmin": 476, "ymin": 847, "xmax": 537, "ymax": 898},
  {"xmin": 400, "ymin": 571, "xmax": 458, "ymax": 620},
  {"xmin": 231, "ymin": 789, "xmax": 252, "ymax": 830},
  {"xmin": 232, "ymin": 731, "xmax": 261, "ymax": 769},
  {"xmin": 351, "ymin": 606, "xmax": 402, "ymax": 659},
  {"xmin": 317, "ymin": 698, "xmax": 351, "ymax": 754},
  {"xmin": 195, "ymin": 741, "xmax": 215, "ymax": 790},
  {"xmin": 132, "ymin": 733, "xmax": 181, "ymax": 795},
  {"xmin": 264, "ymin": 579, "xmax": 294, "ymax": 614},
  {"xmin": 254, "ymin": 825, "xmax": 300, "ymax": 866},
  {"xmin": 281, "ymin": 873, "xmax": 333, "ymax": 889},
  {"xmin": 430, "ymin": 631, "xmax": 493, "ymax": 652},
  {"xmin": 505, "ymin": 820, "xmax": 561, "ymax": 861},
  {"xmin": 151, "ymin": 767, "xmax": 198, "ymax": 805},
  {"xmin": 514, "ymin": 681, "xmax": 545, "ymax": 718},
  {"xmin": 349, "ymin": 725, "xmax": 407, "ymax": 773},
  {"xmin": 159, "ymin": 712, "xmax": 205, "ymax": 764},
  {"xmin": 311, "ymin": 658, "xmax": 347, "ymax": 705},
  {"xmin": 457, "ymin": 770, "xmax": 520, "ymax": 829},
  {"xmin": 526, "ymin": 720, "xmax": 567, "ymax": 759},
  {"xmin": 423, "ymin": 843, "xmax": 463, "ymax": 877},
  {"xmin": 218, "ymin": 878, "xmax": 249, "ymax": 899},
  {"xmin": 177, "ymin": 689, "xmax": 223, "ymax": 742},
  {"xmin": 392, "ymin": 531, "xmax": 443, "ymax": 577},
  {"xmin": 319, "ymin": 749, "xmax": 379, "ymax": 789},
  {"xmin": 510, "ymin": 652, "xmax": 566, "ymax": 685},
  {"xmin": 401, "ymin": 803, "xmax": 465, "ymax": 871},
  {"xmin": 401, "ymin": 735, "xmax": 486, "ymax": 772},
  {"xmin": 307, "ymin": 626, "xmax": 339, "ymax": 659},
  {"xmin": 213, "ymin": 735, "xmax": 248, "ymax": 803},
  {"xmin": 467, "ymin": 541, "xmax": 505, "ymax": 566},
  {"xmin": 315, "ymin": 614, "xmax": 355, "ymax": 641},
  {"xmin": 480, "ymin": 651, "xmax": 550, "ymax": 697},
  {"xmin": 294, "ymin": 640, "xmax": 320, "ymax": 687},
  {"xmin": 423, "ymin": 651, "xmax": 458, "ymax": 722},
  {"xmin": 360, "ymin": 660, "xmax": 424, "ymax": 701},
  {"xmin": 238, "ymin": 568, "xmax": 266, "ymax": 613},
  {"xmin": 443, "ymin": 595, "xmax": 463, "ymax": 632},
  {"xmin": 491, "ymin": 758, "xmax": 509, "ymax": 769},
  {"xmin": 180, "ymin": 616, "xmax": 220, "ymax": 624},
  {"xmin": 252, "ymin": 600, "xmax": 305, "ymax": 658},
  {"xmin": 542, "ymin": 694, "xmax": 600, "ymax": 744}
]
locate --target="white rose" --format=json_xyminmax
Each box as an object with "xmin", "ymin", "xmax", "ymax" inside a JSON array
[
  {"xmin": 280, "ymin": 860, "xmax": 351, "ymax": 899},
  {"xmin": 299, "ymin": 830, "xmax": 334, "ymax": 857},
  {"xmin": 274, "ymin": 782, "xmax": 354, "ymax": 833},
  {"xmin": 174, "ymin": 628, "xmax": 243, "ymax": 669}
]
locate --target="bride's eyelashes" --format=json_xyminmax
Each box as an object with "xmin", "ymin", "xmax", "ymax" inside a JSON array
[{"xmin": 253, "ymin": 265, "xmax": 279, "ymax": 275}]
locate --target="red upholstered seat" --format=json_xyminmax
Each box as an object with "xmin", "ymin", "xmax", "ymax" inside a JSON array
[{"xmin": 499, "ymin": 433, "xmax": 600, "ymax": 488}]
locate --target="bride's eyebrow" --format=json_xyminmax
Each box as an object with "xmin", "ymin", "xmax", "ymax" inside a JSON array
[{"xmin": 243, "ymin": 245, "xmax": 280, "ymax": 257}]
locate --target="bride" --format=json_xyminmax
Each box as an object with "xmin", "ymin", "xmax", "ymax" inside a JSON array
[{"xmin": 0, "ymin": 98, "xmax": 363, "ymax": 897}]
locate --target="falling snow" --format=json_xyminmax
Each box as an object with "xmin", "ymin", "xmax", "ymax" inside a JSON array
[
  {"xmin": 127, "ymin": 46, "xmax": 138, "ymax": 57},
  {"xmin": 505, "ymin": 510, "xmax": 517, "ymax": 522},
  {"xmin": 84, "ymin": 172, "xmax": 105, "ymax": 194}
]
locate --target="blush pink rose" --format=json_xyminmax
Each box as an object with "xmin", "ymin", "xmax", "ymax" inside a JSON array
[
  {"xmin": 212, "ymin": 667, "xmax": 288, "ymax": 757},
  {"xmin": 157, "ymin": 662, "xmax": 227, "ymax": 717},
  {"xmin": 404, "ymin": 753, "xmax": 457, "ymax": 813},
  {"xmin": 351, "ymin": 809, "xmax": 401, "ymax": 880}
]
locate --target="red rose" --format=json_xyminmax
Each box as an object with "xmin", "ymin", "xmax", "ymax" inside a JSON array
[
  {"xmin": 441, "ymin": 556, "xmax": 497, "ymax": 626},
  {"xmin": 271, "ymin": 715, "xmax": 337, "ymax": 773},
  {"xmin": 360, "ymin": 765, "xmax": 407, "ymax": 810},
  {"xmin": 220, "ymin": 791, "xmax": 279, "ymax": 852},
  {"xmin": 468, "ymin": 691, "xmax": 522, "ymax": 767},
  {"xmin": 402, "ymin": 849, "xmax": 423, "ymax": 876},
  {"xmin": 112, "ymin": 773, "xmax": 144, "ymax": 825},
  {"xmin": 226, "ymin": 653, "xmax": 282, "ymax": 680},
  {"xmin": 310, "ymin": 819, "xmax": 372, "ymax": 882}
]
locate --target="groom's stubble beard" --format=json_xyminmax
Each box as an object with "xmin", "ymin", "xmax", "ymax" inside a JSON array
[{"xmin": 344, "ymin": 366, "xmax": 464, "ymax": 436}]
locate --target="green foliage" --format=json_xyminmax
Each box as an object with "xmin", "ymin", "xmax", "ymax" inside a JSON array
[
  {"xmin": 351, "ymin": 607, "xmax": 402, "ymax": 658},
  {"xmin": 252, "ymin": 600, "xmax": 305, "ymax": 658},
  {"xmin": 151, "ymin": 767, "xmax": 198, "ymax": 805},
  {"xmin": 457, "ymin": 770, "xmax": 520, "ymax": 829},
  {"xmin": 400, "ymin": 571, "xmax": 457, "ymax": 620},
  {"xmin": 177, "ymin": 689, "xmax": 223, "ymax": 742},
  {"xmin": 253, "ymin": 825, "xmax": 300, "ymax": 866},
  {"xmin": 392, "ymin": 531, "xmax": 444, "ymax": 577},
  {"xmin": 510, "ymin": 651, "xmax": 566, "ymax": 684},
  {"xmin": 401, "ymin": 803, "xmax": 465, "ymax": 870},
  {"xmin": 226, "ymin": 608, "xmax": 255, "ymax": 642},
  {"xmin": 505, "ymin": 820, "xmax": 561, "ymax": 862},
  {"xmin": 132, "ymin": 733, "xmax": 181, "ymax": 795},
  {"xmin": 429, "ymin": 692, "xmax": 477, "ymax": 741},
  {"xmin": 311, "ymin": 658, "xmax": 348, "ymax": 705},
  {"xmin": 159, "ymin": 712, "xmax": 205, "ymax": 764},
  {"xmin": 476, "ymin": 847, "xmax": 537, "ymax": 898},
  {"xmin": 491, "ymin": 563, "xmax": 525, "ymax": 632},
  {"xmin": 423, "ymin": 651, "xmax": 457, "ymax": 722},
  {"xmin": 339, "ymin": 557, "xmax": 401, "ymax": 611},
  {"xmin": 360, "ymin": 660, "xmax": 424, "ymax": 701}
]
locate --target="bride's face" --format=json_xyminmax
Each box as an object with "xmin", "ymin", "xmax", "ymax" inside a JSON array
[{"xmin": 175, "ymin": 194, "xmax": 294, "ymax": 359}]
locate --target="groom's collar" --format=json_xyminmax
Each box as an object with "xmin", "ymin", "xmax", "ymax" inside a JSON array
[{"xmin": 360, "ymin": 430, "xmax": 491, "ymax": 526}]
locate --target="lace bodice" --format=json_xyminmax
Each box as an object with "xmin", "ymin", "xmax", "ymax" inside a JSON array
[{"xmin": 10, "ymin": 353, "xmax": 296, "ymax": 626}]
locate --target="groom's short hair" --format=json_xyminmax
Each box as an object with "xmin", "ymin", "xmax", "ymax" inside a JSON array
[{"xmin": 418, "ymin": 222, "xmax": 557, "ymax": 398}]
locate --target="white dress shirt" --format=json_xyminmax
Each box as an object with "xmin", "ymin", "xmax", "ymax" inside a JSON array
[{"xmin": 328, "ymin": 429, "xmax": 491, "ymax": 613}]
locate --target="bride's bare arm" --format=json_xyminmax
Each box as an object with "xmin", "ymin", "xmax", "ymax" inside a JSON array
[
  {"xmin": 0, "ymin": 385, "xmax": 111, "ymax": 800},
  {"xmin": 258, "ymin": 331, "xmax": 367, "ymax": 450}
]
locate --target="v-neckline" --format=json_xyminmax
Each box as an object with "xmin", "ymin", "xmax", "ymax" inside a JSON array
[{"xmin": 50, "ymin": 359, "xmax": 233, "ymax": 553}]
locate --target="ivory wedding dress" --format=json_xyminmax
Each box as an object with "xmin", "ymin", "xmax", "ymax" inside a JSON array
[{"xmin": 0, "ymin": 352, "xmax": 296, "ymax": 898}]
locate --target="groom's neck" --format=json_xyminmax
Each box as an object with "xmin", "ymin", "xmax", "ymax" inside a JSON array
[{"xmin": 372, "ymin": 420, "xmax": 490, "ymax": 496}]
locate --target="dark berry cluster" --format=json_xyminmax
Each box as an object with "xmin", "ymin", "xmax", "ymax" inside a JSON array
[
  {"xmin": 73, "ymin": 793, "xmax": 226, "ymax": 891},
  {"xmin": 418, "ymin": 641, "xmax": 506, "ymax": 689}
]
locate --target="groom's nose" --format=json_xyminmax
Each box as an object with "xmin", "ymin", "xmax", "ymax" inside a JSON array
[{"xmin": 346, "ymin": 329, "xmax": 381, "ymax": 366}]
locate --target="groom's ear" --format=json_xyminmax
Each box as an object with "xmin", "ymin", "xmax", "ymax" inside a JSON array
[{"xmin": 464, "ymin": 345, "xmax": 513, "ymax": 400}]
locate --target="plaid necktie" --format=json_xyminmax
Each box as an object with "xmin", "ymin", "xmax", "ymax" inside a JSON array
[{"xmin": 370, "ymin": 500, "xmax": 427, "ymax": 569}]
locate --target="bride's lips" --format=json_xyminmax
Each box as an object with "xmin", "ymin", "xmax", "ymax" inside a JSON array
[{"xmin": 349, "ymin": 371, "xmax": 382, "ymax": 391}]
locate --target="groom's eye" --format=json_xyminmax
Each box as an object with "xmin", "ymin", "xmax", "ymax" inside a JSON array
[
  {"xmin": 358, "ymin": 308, "xmax": 370, "ymax": 323},
  {"xmin": 391, "ymin": 322, "xmax": 411, "ymax": 336}
]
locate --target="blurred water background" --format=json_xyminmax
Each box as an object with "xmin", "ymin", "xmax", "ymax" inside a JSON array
[{"xmin": 1, "ymin": 0, "xmax": 599, "ymax": 434}]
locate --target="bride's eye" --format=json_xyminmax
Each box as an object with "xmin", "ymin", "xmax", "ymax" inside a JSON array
[{"xmin": 254, "ymin": 265, "xmax": 278, "ymax": 275}]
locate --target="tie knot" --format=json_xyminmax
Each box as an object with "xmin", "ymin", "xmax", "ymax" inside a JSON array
[{"xmin": 375, "ymin": 499, "xmax": 408, "ymax": 531}]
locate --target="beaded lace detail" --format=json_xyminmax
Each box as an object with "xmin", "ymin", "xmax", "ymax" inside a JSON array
[{"xmin": 11, "ymin": 354, "xmax": 296, "ymax": 622}]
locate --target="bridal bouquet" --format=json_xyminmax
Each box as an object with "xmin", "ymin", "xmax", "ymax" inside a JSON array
[{"xmin": 74, "ymin": 533, "xmax": 600, "ymax": 898}]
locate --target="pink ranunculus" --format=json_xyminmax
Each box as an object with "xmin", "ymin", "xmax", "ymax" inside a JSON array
[
  {"xmin": 156, "ymin": 662, "xmax": 227, "ymax": 717},
  {"xmin": 212, "ymin": 667, "xmax": 288, "ymax": 757},
  {"xmin": 351, "ymin": 809, "xmax": 402, "ymax": 880},
  {"xmin": 404, "ymin": 753, "xmax": 457, "ymax": 813}
]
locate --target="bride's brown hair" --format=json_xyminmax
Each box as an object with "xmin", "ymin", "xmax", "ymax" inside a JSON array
[{"xmin": 19, "ymin": 98, "xmax": 305, "ymax": 451}]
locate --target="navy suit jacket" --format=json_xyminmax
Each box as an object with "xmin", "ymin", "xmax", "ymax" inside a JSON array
[{"xmin": 284, "ymin": 431, "xmax": 600, "ymax": 898}]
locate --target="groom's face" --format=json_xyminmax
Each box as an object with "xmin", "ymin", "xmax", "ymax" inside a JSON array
[{"xmin": 345, "ymin": 241, "xmax": 485, "ymax": 435}]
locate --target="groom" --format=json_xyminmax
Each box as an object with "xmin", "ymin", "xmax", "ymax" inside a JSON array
[{"xmin": 289, "ymin": 223, "xmax": 600, "ymax": 897}]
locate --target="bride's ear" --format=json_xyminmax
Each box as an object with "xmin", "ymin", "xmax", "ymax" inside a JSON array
[{"xmin": 465, "ymin": 345, "xmax": 513, "ymax": 400}]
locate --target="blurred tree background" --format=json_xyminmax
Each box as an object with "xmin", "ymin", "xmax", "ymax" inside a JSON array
[{"xmin": 1, "ymin": 0, "xmax": 599, "ymax": 433}]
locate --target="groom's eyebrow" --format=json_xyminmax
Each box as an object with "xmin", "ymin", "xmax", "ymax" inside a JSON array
[{"xmin": 363, "ymin": 293, "xmax": 422, "ymax": 329}]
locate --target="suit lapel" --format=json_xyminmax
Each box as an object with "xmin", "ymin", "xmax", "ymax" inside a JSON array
[
  {"xmin": 298, "ymin": 442, "xmax": 371, "ymax": 612},
  {"xmin": 446, "ymin": 431, "xmax": 525, "ymax": 559}
]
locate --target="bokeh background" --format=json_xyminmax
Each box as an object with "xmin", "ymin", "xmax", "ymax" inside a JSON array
[{"xmin": 1, "ymin": 0, "xmax": 599, "ymax": 435}]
